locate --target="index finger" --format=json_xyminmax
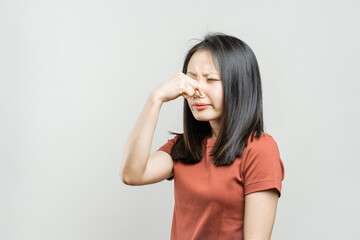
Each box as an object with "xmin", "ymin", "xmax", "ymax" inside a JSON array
[
  {"xmin": 184, "ymin": 74, "xmax": 200, "ymax": 90},
  {"xmin": 184, "ymin": 75, "xmax": 205, "ymax": 97}
]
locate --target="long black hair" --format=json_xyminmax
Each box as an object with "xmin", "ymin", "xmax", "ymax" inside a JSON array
[{"xmin": 170, "ymin": 32, "xmax": 264, "ymax": 166}]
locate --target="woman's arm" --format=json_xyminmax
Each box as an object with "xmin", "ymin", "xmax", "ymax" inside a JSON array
[
  {"xmin": 243, "ymin": 188, "xmax": 279, "ymax": 240},
  {"xmin": 119, "ymin": 73, "xmax": 201, "ymax": 185},
  {"xmin": 119, "ymin": 91, "xmax": 164, "ymax": 184}
]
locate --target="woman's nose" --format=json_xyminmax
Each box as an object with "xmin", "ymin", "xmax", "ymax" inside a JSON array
[
  {"xmin": 193, "ymin": 78, "xmax": 206, "ymax": 98},
  {"xmin": 194, "ymin": 87, "xmax": 205, "ymax": 98},
  {"xmin": 196, "ymin": 79, "xmax": 206, "ymax": 92},
  {"xmin": 194, "ymin": 89, "xmax": 202, "ymax": 99}
]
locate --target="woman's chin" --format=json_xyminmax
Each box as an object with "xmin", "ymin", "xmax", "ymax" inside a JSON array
[{"xmin": 192, "ymin": 114, "xmax": 211, "ymax": 122}]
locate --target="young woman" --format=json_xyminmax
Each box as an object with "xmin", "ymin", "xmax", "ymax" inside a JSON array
[{"xmin": 120, "ymin": 33, "xmax": 285, "ymax": 240}]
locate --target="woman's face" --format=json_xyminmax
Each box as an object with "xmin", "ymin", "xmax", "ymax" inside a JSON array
[{"xmin": 186, "ymin": 50, "xmax": 223, "ymax": 124}]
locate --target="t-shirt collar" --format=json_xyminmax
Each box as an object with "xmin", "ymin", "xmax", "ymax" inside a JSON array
[{"xmin": 205, "ymin": 134, "xmax": 216, "ymax": 148}]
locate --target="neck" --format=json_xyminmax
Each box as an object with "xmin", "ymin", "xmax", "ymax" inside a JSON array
[{"xmin": 209, "ymin": 119, "xmax": 220, "ymax": 139}]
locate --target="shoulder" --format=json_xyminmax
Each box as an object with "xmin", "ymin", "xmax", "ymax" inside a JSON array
[
  {"xmin": 159, "ymin": 134, "xmax": 182, "ymax": 148},
  {"xmin": 241, "ymin": 132, "xmax": 285, "ymax": 196},
  {"xmin": 245, "ymin": 132, "xmax": 280, "ymax": 155},
  {"xmin": 157, "ymin": 134, "xmax": 181, "ymax": 154},
  {"xmin": 170, "ymin": 134, "xmax": 182, "ymax": 144}
]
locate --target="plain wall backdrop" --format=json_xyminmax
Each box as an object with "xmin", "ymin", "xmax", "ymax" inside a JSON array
[{"xmin": 1, "ymin": 0, "xmax": 359, "ymax": 239}]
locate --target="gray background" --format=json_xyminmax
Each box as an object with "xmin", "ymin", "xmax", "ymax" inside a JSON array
[{"xmin": 1, "ymin": 0, "xmax": 359, "ymax": 239}]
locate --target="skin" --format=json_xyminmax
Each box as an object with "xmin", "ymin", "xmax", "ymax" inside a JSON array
[{"xmin": 244, "ymin": 189, "xmax": 279, "ymax": 240}]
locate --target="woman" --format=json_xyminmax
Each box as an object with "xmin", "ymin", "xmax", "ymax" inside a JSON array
[{"xmin": 120, "ymin": 32, "xmax": 285, "ymax": 240}]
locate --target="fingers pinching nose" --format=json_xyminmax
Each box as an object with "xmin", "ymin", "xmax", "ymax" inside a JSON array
[
  {"xmin": 194, "ymin": 89, "xmax": 199, "ymax": 98},
  {"xmin": 194, "ymin": 89, "xmax": 205, "ymax": 99},
  {"xmin": 197, "ymin": 89, "xmax": 205, "ymax": 98}
]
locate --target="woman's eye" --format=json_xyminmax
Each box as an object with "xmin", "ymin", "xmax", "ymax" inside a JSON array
[{"xmin": 208, "ymin": 79, "xmax": 218, "ymax": 81}]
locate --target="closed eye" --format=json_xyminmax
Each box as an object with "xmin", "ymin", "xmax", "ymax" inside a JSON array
[{"xmin": 208, "ymin": 79, "xmax": 219, "ymax": 81}]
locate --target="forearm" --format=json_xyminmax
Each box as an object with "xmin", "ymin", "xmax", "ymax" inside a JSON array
[{"xmin": 120, "ymin": 90, "xmax": 163, "ymax": 182}]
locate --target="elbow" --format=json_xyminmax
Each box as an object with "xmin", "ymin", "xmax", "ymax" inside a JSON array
[
  {"xmin": 119, "ymin": 171, "xmax": 138, "ymax": 186},
  {"xmin": 119, "ymin": 162, "xmax": 131, "ymax": 185},
  {"xmin": 119, "ymin": 158, "xmax": 144, "ymax": 186},
  {"xmin": 121, "ymin": 176, "xmax": 132, "ymax": 185},
  {"xmin": 119, "ymin": 168, "xmax": 129, "ymax": 185},
  {"xmin": 119, "ymin": 169, "xmax": 129, "ymax": 185}
]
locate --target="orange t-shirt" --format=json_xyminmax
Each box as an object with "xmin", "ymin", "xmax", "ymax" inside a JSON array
[{"xmin": 157, "ymin": 132, "xmax": 285, "ymax": 240}]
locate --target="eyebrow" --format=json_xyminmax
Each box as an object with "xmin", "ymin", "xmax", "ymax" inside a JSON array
[{"xmin": 186, "ymin": 71, "xmax": 219, "ymax": 76}]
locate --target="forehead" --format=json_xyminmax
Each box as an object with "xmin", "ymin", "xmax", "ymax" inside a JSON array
[{"xmin": 187, "ymin": 50, "xmax": 219, "ymax": 73}]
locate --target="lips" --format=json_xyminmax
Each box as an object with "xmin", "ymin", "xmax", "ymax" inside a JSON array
[
  {"xmin": 193, "ymin": 102, "xmax": 210, "ymax": 106},
  {"xmin": 193, "ymin": 102, "xmax": 211, "ymax": 110}
]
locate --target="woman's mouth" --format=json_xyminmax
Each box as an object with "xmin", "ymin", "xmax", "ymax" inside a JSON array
[{"xmin": 193, "ymin": 103, "xmax": 211, "ymax": 110}]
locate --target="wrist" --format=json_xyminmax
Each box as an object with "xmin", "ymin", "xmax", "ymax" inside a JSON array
[{"xmin": 148, "ymin": 90, "xmax": 164, "ymax": 105}]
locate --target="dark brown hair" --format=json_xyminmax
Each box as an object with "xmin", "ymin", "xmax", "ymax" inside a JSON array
[{"xmin": 170, "ymin": 32, "xmax": 264, "ymax": 166}]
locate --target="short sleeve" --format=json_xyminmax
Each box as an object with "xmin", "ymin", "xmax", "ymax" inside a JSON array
[
  {"xmin": 157, "ymin": 134, "xmax": 180, "ymax": 181},
  {"xmin": 243, "ymin": 135, "xmax": 285, "ymax": 197}
]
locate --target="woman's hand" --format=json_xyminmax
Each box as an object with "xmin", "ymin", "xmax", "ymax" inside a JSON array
[{"xmin": 152, "ymin": 72, "xmax": 204, "ymax": 103}]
